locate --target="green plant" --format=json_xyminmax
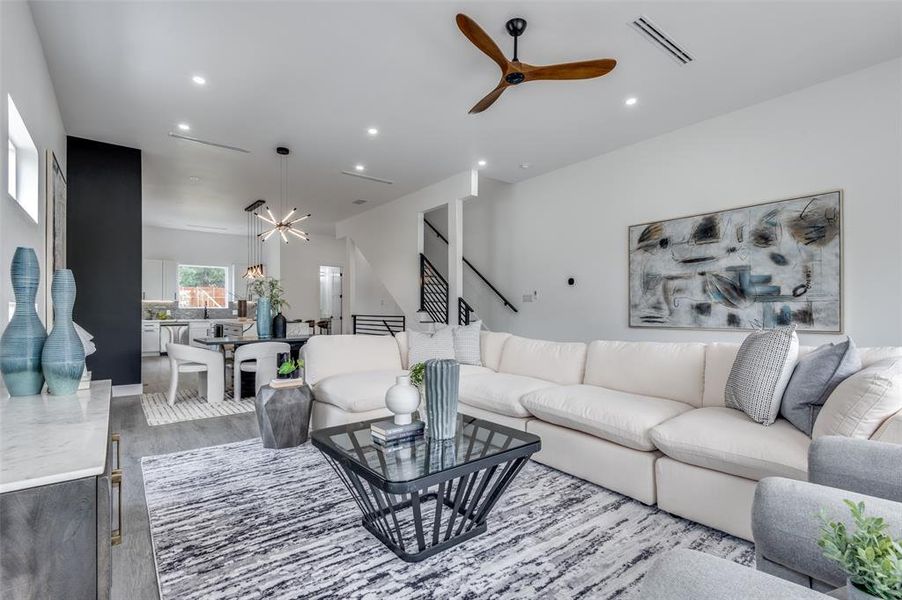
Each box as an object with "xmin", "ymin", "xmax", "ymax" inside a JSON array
[
  {"xmin": 248, "ymin": 277, "xmax": 289, "ymax": 314},
  {"xmin": 278, "ymin": 358, "xmax": 302, "ymax": 376},
  {"xmin": 819, "ymin": 500, "xmax": 902, "ymax": 599},
  {"xmin": 409, "ymin": 362, "xmax": 425, "ymax": 387}
]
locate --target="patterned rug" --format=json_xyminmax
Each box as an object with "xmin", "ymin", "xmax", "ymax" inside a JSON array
[
  {"xmin": 140, "ymin": 390, "xmax": 255, "ymax": 426},
  {"xmin": 142, "ymin": 439, "xmax": 755, "ymax": 599}
]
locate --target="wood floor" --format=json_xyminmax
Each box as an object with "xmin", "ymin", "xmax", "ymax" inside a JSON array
[{"xmin": 111, "ymin": 357, "xmax": 259, "ymax": 599}]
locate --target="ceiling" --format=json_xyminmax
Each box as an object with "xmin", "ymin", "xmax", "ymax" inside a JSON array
[{"xmin": 30, "ymin": 1, "xmax": 902, "ymax": 236}]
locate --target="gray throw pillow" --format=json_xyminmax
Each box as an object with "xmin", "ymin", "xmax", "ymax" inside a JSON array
[
  {"xmin": 725, "ymin": 327, "xmax": 799, "ymax": 426},
  {"xmin": 452, "ymin": 320, "xmax": 482, "ymax": 366},
  {"xmin": 407, "ymin": 327, "xmax": 455, "ymax": 366},
  {"xmin": 780, "ymin": 338, "xmax": 861, "ymax": 436}
]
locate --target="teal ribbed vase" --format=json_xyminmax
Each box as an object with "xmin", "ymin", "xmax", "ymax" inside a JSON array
[
  {"xmin": 41, "ymin": 270, "xmax": 85, "ymax": 396},
  {"xmin": 424, "ymin": 359, "xmax": 460, "ymax": 440},
  {"xmin": 0, "ymin": 247, "xmax": 47, "ymax": 396},
  {"xmin": 256, "ymin": 298, "xmax": 272, "ymax": 339}
]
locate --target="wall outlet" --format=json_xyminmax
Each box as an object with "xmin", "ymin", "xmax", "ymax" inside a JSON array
[
  {"xmin": 232, "ymin": 309, "xmax": 238, "ymax": 315},
  {"xmin": 522, "ymin": 294, "xmax": 533, "ymax": 303}
]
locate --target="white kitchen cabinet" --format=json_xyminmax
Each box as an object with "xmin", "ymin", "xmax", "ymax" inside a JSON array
[
  {"xmin": 142, "ymin": 259, "xmax": 163, "ymax": 301},
  {"xmin": 142, "ymin": 322, "xmax": 160, "ymax": 355},
  {"xmin": 162, "ymin": 260, "xmax": 178, "ymax": 302},
  {"xmin": 188, "ymin": 322, "xmax": 211, "ymax": 347}
]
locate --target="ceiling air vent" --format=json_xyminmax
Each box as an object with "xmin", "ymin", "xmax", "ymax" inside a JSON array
[
  {"xmin": 352, "ymin": 199, "xmax": 367, "ymax": 205},
  {"xmin": 630, "ymin": 16, "xmax": 694, "ymax": 65}
]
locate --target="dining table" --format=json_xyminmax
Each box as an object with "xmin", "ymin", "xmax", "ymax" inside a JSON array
[{"xmin": 192, "ymin": 335, "xmax": 312, "ymax": 391}]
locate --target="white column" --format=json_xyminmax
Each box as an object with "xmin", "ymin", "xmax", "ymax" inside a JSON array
[
  {"xmin": 263, "ymin": 235, "xmax": 281, "ymax": 279},
  {"xmin": 447, "ymin": 197, "xmax": 463, "ymax": 325},
  {"xmin": 345, "ymin": 238, "xmax": 357, "ymax": 334}
]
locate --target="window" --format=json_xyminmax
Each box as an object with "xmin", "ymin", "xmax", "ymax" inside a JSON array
[
  {"xmin": 178, "ymin": 264, "xmax": 229, "ymax": 309},
  {"xmin": 7, "ymin": 139, "xmax": 16, "ymax": 199},
  {"xmin": 7, "ymin": 95, "xmax": 38, "ymax": 222}
]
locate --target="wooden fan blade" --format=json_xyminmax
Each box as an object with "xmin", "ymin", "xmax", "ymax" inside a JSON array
[
  {"xmin": 469, "ymin": 83, "xmax": 508, "ymax": 114},
  {"xmin": 524, "ymin": 58, "xmax": 617, "ymax": 81},
  {"xmin": 456, "ymin": 13, "xmax": 509, "ymax": 73}
]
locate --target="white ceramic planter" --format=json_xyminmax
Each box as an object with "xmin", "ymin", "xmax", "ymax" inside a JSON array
[{"xmin": 385, "ymin": 376, "xmax": 420, "ymax": 425}]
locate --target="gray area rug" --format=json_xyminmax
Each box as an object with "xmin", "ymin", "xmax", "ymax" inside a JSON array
[
  {"xmin": 140, "ymin": 390, "xmax": 253, "ymax": 426},
  {"xmin": 142, "ymin": 439, "xmax": 754, "ymax": 599}
]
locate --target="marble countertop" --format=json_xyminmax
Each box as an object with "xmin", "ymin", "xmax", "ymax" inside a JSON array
[{"xmin": 0, "ymin": 380, "xmax": 112, "ymax": 494}]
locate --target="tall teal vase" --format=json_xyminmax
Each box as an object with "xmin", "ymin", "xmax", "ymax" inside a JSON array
[
  {"xmin": 424, "ymin": 359, "xmax": 460, "ymax": 440},
  {"xmin": 256, "ymin": 297, "xmax": 272, "ymax": 339},
  {"xmin": 1, "ymin": 247, "xmax": 47, "ymax": 396},
  {"xmin": 42, "ymin": 269, "xmax": 85, "ymax": 396}
]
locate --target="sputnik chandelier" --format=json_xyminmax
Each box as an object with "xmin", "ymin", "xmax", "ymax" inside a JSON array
[{"xmin": 257, "ymin": 146, "xmax": 311, "ymax": 244}]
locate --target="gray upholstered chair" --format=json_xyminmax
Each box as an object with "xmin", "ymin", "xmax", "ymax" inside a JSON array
[
  {"xmin": 642, "ymin": 437, "xmax": 902, "ymax": 599},
  {"xmin": 753, "ymin": 436, "xmax": 902, "ymax": 591}
]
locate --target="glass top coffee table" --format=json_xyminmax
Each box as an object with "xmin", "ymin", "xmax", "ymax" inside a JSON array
[{"xmin": 312, "ymin": 414, "xmax": 541, "ymax": 562}]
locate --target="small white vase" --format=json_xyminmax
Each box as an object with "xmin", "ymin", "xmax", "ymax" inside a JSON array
[{"xmin": 385, "ymin": 375, "xmax": 420, "ymax": 425}]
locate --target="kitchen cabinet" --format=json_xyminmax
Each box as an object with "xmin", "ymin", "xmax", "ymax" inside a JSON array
[
  {"xmin": 141, "ymin": 322, "xmax": 160, "ymax": 355},
  {"xmin": 188, "ymin": 322, "xmax": 211, "ymax": 348},
  {"xmin": 142, "ymin": 259, "xmax": 178, "ymax": 302}
]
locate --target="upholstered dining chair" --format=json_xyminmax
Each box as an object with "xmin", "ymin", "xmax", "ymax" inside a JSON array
[
  {"xmin": 233, "ymin": 342, "xmax": 290, "ymax": 399},
  {"xmin": 166, "ymin": 343, "xmax": 225, "ymax": 406}
]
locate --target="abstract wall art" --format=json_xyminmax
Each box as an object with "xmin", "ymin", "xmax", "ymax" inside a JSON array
[{"xmin": 628, "ymin": 191, "xmax": 842, "ymax": 332}]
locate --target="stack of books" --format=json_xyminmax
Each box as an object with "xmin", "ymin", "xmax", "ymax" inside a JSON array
[{"xmin": 370, "ymin": 419, "xmax": 425, "ymax": 449}]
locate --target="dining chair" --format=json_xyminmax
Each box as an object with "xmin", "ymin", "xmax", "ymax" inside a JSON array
[
  {"xmin": 233, "ymin": 342, "xmax": 291, "ymax": 399},
  {"xmin": 166, "ymin": 343, "xmax": 225, "ymax": 406}
]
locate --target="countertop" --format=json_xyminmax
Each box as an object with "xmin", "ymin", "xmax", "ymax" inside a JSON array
[
  {"xmin": 0, "ymin": 380, "xmax": 113, "ymax": 494},
  {"xmin": 141, "ymin": 318, "xmax": 255, "ymax": 324}
]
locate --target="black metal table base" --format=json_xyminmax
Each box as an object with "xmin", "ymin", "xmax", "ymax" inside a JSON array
[{"xmin": 324, "ymin": 455, "xmax": 529, "ymax": 562}]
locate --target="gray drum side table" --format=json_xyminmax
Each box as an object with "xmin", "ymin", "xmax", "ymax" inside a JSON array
[{"xmin": 255, "ymin": 383, "xmax": 313, "ymax": 449}]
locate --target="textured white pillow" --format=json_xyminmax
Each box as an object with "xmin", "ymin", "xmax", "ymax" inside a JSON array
[
  {"xmin": 407, "ymin": 327, "xmax": 455, "ymax": 366},
  {"xmin": 724, "ymin": 327, "xmax": 799, "ymax": 425},
  {"xmin": 812, "ymin": 357, "xmax": 902, "ymax": 439},
  {"xmin": 452, "ymin": 321, "xmax": 482, "ymax": 366}
]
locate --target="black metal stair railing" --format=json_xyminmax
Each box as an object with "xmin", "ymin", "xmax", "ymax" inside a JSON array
[
  {"xmin": 423, "ymin": 219, "xmax": 518, "ymax": 313},
  {"xmin": 420, "ymin": 253, "xmax": 449, "ymax": 324},
  {"xmin": 458, "ymin": 297, "xmax": 475, "ymax": 326},
  {"xmin": 352, "ymin": 314, "xmax": 406, "ymax": 336}
]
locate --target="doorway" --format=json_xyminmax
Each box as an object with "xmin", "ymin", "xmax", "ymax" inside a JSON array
[{"xmin": 319, "ymin": 266, "xmax": 342, "ymax": 334}]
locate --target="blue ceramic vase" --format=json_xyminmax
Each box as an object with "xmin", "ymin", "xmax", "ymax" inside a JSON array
[
  {"xmin": 0, "ymin": 247, "xmax": 47, "ymax": 395},
  {"xmin": 256, "ymin": 297, "xmax": 272, "ymax": 339},
  {"xmin": 424, "ymin": 359, "xmax": 460, "ymax": 440},
  {"xmin": 42, "ymin": 270, "xmax": 85, "ymax": 396}
]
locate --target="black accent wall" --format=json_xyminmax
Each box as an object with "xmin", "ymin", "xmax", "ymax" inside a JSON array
[{"xmin": 66, "ymin": 137, "xmax": 142, "ymax": 385}]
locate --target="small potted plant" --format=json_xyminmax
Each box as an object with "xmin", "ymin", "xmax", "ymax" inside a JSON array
[
  {"xmin": 819, "ymin": 500, "xmax": 902, "ymax": 600},
  {"xmin": 277, "ymin": 357, "xmax": 303, "ymax": 380},
  {"xmin": 409, "ymin": 362, "xmax": 426, "ymax": 421}
]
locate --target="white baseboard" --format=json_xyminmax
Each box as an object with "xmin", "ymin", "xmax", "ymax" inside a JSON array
[{"xmin": 112, "ymin": 383, "xmax": 144, "ymax": 397}]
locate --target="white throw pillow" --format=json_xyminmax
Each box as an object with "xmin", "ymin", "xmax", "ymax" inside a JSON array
[
  {"xmin": 812, "ymin": 357, "xmax": 902, "ymax": 439},
  {"xmin": 407, "ymin": 327, "xmax": 455, "ymax": 366},
  {"xmin": 724, "ymin": 327, "xmax": 799, "ymax": 425},
  {"xmin": 452, "ymin": 321, "xmax": 482, "ymax": 366}
]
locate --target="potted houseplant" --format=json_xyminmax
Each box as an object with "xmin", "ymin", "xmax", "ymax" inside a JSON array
[
  {"xmin": 409, "ymin": 362, "xmax": 426, "ymax": 422},
  {"xmin": 249, "ymin": 277, "xmax": 289, "ymax": 339},
  {"xmin": 277, "ymin": 357, "xmax": 303, "ymax": 380},
  {"xmin": 819, "ymin": 500, "xmax": 902, "ymax": 600}
]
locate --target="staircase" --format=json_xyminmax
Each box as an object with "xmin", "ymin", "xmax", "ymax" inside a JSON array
[{"xmin": 420, "ymin": 219, "xmax": 518, "ymax": 326}]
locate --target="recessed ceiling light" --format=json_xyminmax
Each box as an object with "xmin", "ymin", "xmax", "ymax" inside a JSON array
[
  {"xmin": 519, "ymin": 163, "xmax": 531, "ymax": 169},
  {"xmin": 625, "ymin": 97, "xmax": 638, "ymax": 106},
  {"xmin": 355, "ymin": 164, "xmax": 365, "ymax": 172},
  {"xmin": 188, "ymin": 175, "xmax": 200, "ymax": 183},
  {"xmin": 367, "ymin": 127, "xmax": 379, "ymax": 136},
  {"xmin": 477, "ymin": 159, "xmax": 487, "ymax": 167},
  {"xmin": 192, "ymin": 75, "xmax": 206, "ymax": 85},
  {"xmin": 177, "ymin": 122, "xmax": 191, "ymax": 131}
]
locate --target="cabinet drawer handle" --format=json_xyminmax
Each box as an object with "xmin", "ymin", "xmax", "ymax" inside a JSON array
[
  {"xmin": 111, "ymin": 471, "xmax": 123, "ymax": 545},
  {"xmin": 111, "ymin": 433, "xmax": 121, "ymax": 472}
]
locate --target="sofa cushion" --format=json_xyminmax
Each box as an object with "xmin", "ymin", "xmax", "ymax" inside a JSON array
[
  {"xmin": 498, "ymin": 336, "xmax": 587, "ymax": 385},
  {"xmin": 480, "ymin": 331, "xmax": 510, "ymax": 372},
  {"xmin": 313, "ymin": 369, "xmax": 407, "ymax": 413},
  {"xmin": 303, "ymin": 335, "xmax": 403, "ymax": 386},
  {"xmin": 522, "ymin": 385, "xmax": 693, "ymax": 451},
  {"xmin": 460, "ymin": 365, "xmax": 493, "ymax": 377},
  {"xmin": 813, "ymin": 357, "xmax": 902, "ymax": 440},
  {"xmin": 584, "ymin": 341, "xmax": 706, "ymax": 407},
  {"xmin": 650, "ymin": 407, "xmax": 810, "ymax": 481},
  {"xmin": 407, "ymin": 327, "xmax": 455, "ymax": 365},
  {"xmin": 453, "ymin": 321, "xmax": 483, "ymax": 366},
  {"xmin": 459, "ymin": 373, "xmax": 558, "ymax": 417}
]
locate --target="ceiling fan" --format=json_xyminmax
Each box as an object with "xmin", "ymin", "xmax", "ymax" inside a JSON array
[{"xmin": 456, "ymin": 14, "xmax": 617, "ymax": 114}]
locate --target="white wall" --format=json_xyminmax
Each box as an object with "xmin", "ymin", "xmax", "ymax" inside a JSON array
[
  {"xmin": 351, "ymin": 244, "xmax": 401, "ymax": 316},
  {"xmin": 336, "ymin": 171, "xmax": 476, "ymax": 326},
  {"xmin": 278, "ymin": 233, "xmax": 346, "ymax": 322},
  {"xmin": 464, "ymin": 59, "xmax": 902, "ymax": 347},
  {"xmin": 1, "ymin": 0, "xmax": 67, "ymax": 328}
]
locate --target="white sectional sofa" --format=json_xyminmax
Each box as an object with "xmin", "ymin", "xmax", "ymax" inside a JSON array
[{"xmin": 302, "ymin": 332, "xmax": 902, "ymax": 541}]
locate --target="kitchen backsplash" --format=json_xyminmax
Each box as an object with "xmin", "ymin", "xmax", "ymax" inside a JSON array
[{"xmin": 142, "ymin": 301, "xmax": 252, "ymax": 320}]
